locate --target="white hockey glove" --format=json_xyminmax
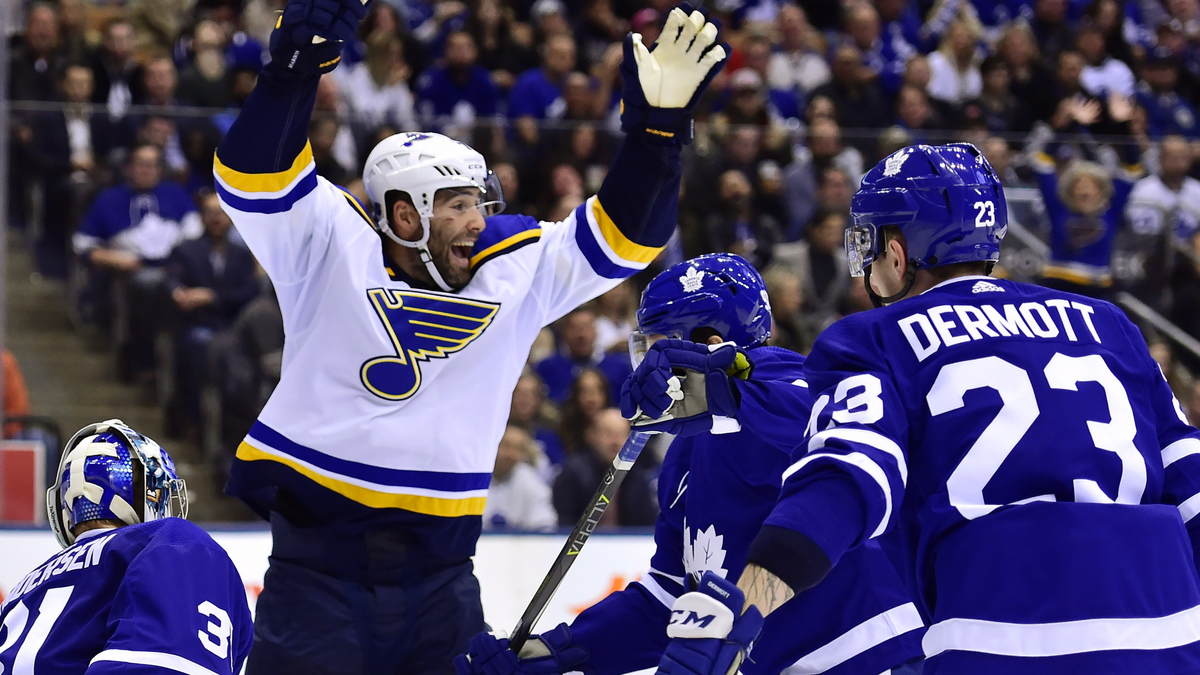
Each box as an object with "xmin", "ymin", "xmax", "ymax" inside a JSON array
[{"xmin": 619, "ymin": 3, "xmax": 729, "ymax": 145}]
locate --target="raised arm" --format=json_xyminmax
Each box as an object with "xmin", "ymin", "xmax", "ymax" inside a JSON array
[
  {"xmin": 213, "ymin": 0, "xmax": 365, "ymax": 286},
  {"xmin": 522, "ymin": 4, "xmax": 729, "ymax": 322}
]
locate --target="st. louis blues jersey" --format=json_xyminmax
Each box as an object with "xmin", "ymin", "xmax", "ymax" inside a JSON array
[
  {"xmin": 568, "ymin": 348, "xmax": 924, "ymax": 675},
  {"xmin": 213, "ymin": 66, "xmax": 675, "ymax": 561},
  {"xmin": 774, "ymin": 276, "xmax": 1200, "ymax": 674},
  {"xmin": 0, "ymin": 519, "xmax": 252, "ymax": 675}
]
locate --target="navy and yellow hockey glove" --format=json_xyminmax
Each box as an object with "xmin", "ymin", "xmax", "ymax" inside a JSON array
[
  {"xmin": 620, "ymin": 339, "xmax": 750, "ymax": 436},
  {"xmin": 619, "ymin": 3, "xmax": 729, "ymax": 145},
  {"xmin": 268, "ymin": 0, "xmax": 367, "ymax": 75},
  {"xmin": 657, "ymin": 572, "xmax": 763, "ymax": 675},
  {"xmin": 454, "ymin": 624, "xmax": 590, "ymax": 675}
]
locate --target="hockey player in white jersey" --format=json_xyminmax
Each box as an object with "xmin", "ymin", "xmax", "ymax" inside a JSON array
[
  {"xmin": 0, "ymin": 420, "xmax": 252, "ymax": 675},
  {"xmin": 212, "ymin": 0, "xmax": 729, "ymax": 671}
]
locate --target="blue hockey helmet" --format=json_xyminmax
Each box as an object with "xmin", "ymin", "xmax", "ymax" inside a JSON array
[
  {"xmin": 46, "ymin": 419, "xmax": 188, "ymax": 548},
  {"xmin": 847, "ymin": 143, "xmax": 1006, "ymax": 283},
  {"xmin": 634, "ymin": 253, "xmax": 771, "ymax": 356}
]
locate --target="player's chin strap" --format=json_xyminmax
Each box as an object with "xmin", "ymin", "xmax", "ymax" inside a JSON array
[
  {"xmin": 864, "ymin": 265, "xmax": 917, "ymax": 308},
  {"xmin": 378, "ymin": 213, "xmax": 454, "ymax": 292}
]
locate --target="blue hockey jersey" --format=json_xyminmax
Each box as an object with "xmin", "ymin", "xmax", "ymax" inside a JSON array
[
  {"xmin": 772, "ymin": 276, "xmax": 1200, "ymax": 674},
  {"xmin": 0, "ymin": 519, "xmax": 252, "ymax": 675},
  {"xmin": 569, "ymin": 347, "xmax": 924, "ymax": 675}
]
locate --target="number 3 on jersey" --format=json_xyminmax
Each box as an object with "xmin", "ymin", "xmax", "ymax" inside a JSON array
[
  {"xmin": 930, "ymin": 353, "xmax": 1146, "ymax": 520},
  {"xmin": 198, "ymin": 601, "xmax": 232, "ymax": 660}
]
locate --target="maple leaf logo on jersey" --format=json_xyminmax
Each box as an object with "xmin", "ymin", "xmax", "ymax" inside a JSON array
[
  {"xmin": 971, "ymin": 280, "xmax": 1004, "ymax": 293},
  {"xmin": 883, "ymin": 147, "xmax": 913, "ymax": 176},
  {"xmin": 680, "ymin": 267, "xmax": 705, "ymax": 293},
  {"xmin": 682, "ymin": 520, "xmax": 728, "ymax": 582},
  {"xmin": 361, "ymin": 289, "xmax": 499, "ymax": 400}
]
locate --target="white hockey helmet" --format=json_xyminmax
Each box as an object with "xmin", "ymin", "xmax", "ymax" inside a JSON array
[{"xmin": 362, "ymin": 132, "xmax": 505, "ymax": 291}]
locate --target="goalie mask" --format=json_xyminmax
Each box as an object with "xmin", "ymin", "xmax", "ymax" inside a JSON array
[
  {"xmin": 362, "ymin": 132, "xmax": 506, "ymax": 292},
  {"xmin": 47, "ymin": 419, "xmax": 188, "ymax": 548},
  {"xmin": 630, "ymin": 253, "xmax": 771, "ymax": 366}
]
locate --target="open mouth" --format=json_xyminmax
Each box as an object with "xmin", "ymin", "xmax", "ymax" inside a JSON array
[{"xmin": 450, "ymin": 242, "xmax": 474, "ymax": 267}]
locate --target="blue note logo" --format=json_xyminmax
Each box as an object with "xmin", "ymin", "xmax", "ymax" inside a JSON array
[{"xmin": 361, "ymin": 288, "xmax": 499, "ymax": 400}]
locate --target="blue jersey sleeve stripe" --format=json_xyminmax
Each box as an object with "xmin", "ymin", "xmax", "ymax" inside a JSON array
[
  {"xmin": 922, "ymin": 604, "xmax": 1200, "ymax": 659},
  {"xmin": 1164, "ymin": 438, "xmax": 1200, "ymax": 468},
  {"xmin": 235, "ymin": 441, "xmax": 488, "ymax": 516},
  {"xmin": 785, "ymin": 452, "xmax": 894, "ymax": 538},
  {"xmin": 246, "ymin": 421, "xmax": 491, "ymax": 492},
  {"xmin": 215, "ymin": 172, "xmax": 319, "ymax": 215},
  {"xmin": 572, "ymin": 203, "xmax": 642, "ymax": 279},
  {"xmin": 808, "ymin": 428, "xmax": 908, "ymax": 484},
  {"xmin": 789, "ymin": 603, "xmax": 924, "ymax": 674},
  {"xmin": 90, "ymin": 649, "xmax": 224, "ymax": 675},
  {"xmin": 214, "ymin": 142, "xmax": 314, "ymax": 195},
  {"xmin": 1180, "ymin": 493, "xmax": 1200, "ymax": 523},
  {"xmin": 637, "ymin": 573, "xmax": 681, "ymax": 609},
  {"xmin": 648, "ymin": 566, "xmax": 685, "ymax": 585}
]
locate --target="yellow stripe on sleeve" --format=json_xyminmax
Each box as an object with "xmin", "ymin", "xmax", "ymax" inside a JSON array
[
  {"xmin": 236, "ymin": 442, "xmax": 488, "ymax": 517},
  {"xmin": 1041, "ymin": 264, "xmax": 1113, "ymax": 288},
  {"xmin": 469, "ymin": 228, "xmax": 542, "ymax": 268},
  {"xmin": 215, "ymin": 142, "xmax": 315, "ymax": 194},
  {"xmin": 592, "ymin": 199, "xmax": 662, "ymax": 265}
]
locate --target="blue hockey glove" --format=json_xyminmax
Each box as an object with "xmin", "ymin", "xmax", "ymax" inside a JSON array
[
  {"xmin": 454, "ymin": 624, "xmax": 590, "ymax": 675},
  {"xmin": 619, "ymin": 3, "xmax": 729, "ymax": 145},
  {"xmin": 620, "ymin": 339, "xmax": 750, "ymax": 436},
  {"xmin": 268, "ymin": 0, "xmax": 367, "ymax": 75},
  {"xmin": 658, "ymin": 572, "xmax": 764, "ymax": 675}
]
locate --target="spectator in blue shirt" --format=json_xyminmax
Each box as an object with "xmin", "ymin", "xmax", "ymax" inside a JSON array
[
  {"xmin": 74, "ymin": 143, "xmax": 200, "ymax": 381},
  {"xmin": 847, "ymin": 2, "xmax": 916, "ymax": 95},
  {"xmin": 509, "ymin": 32, "xmax": 575, "ymax": 147},
  {"xmin": 1137, "ymin": 47, "xmax": 1199, "ymax": 140},
  {"xmin": 878, "ymin": 0, "xmax": 936, "ymax": 50},
  {"xmin": 535, "ymin": 307, "xmax": 631, "ymax": 405},
  {"xmin": 416, "ymin": 31, "xmax": 501, "ymax": 136}
]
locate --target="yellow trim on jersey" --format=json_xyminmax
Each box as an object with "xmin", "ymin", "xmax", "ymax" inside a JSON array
[
  {"xmin": 469, "ymin": 229, "xmax": 542, "ymax": 268},
  {"xmin": 1041, "ymin": 264, "xmax": 1113, "ymax": 288},
  {"xmin": 338, "ymin": 187, "xmax": 376, "ymax": 227},
  {"xmin": 215, "ymin": 142, "xmax": 315, "ymax": 194},
  {"xmin": 592, "ymin": 199, "xmax": 662, "ymax": 264},
  {"xmin": 236, "ymin": 442, "xmax": 488, "ymax": 516}
]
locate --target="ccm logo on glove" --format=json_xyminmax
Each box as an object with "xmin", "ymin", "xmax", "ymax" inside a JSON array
[{"xmin": 667, "ymin": 593, "xmax": 735, "ymax": 639}]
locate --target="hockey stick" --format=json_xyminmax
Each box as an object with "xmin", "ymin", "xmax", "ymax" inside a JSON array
[{"xmin": 509, "ymin": 430, "xmax": 653, "ymax": 652}]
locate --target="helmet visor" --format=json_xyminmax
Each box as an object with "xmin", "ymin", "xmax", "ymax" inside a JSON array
[
  {"xmin": 845, "ymin": 223, "xmax": 877, "ymax": 278},
  {"xmin": 479, "ymin": 170, "xmax": 506, "ymax": 216},
  {"xmin": 628, "ymin": 330, "xmax": 682, "ymax": 368}
]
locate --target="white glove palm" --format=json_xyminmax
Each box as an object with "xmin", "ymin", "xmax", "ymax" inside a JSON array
[{"xmin": 631, "ymin": 8, "xmax": 727, "ymax": 109}]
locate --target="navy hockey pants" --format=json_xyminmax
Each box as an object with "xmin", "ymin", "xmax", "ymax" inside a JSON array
[{"xmin": 246, "ymin": 513, "xmax": 486, "ymax": 675}]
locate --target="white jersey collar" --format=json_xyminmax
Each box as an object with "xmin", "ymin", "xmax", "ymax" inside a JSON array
[{"xmin": 921, "ymin": 275, "xmax": 996, "ymax": 295}]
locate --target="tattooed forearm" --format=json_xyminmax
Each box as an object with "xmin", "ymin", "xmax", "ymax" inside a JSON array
[{"xmin": 737, "ymin": 563, "xmax": 795, "ymax": 617}]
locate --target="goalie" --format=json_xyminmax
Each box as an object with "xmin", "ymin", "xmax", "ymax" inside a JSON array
[{"xmin": 212, "ymin": 0, "xmax": 729, "ymax": 672}]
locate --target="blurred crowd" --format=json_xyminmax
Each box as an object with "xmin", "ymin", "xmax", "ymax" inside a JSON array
[{"xmin": 9, "ymin": 0, "xmax": 1200, "ymax": 525}]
